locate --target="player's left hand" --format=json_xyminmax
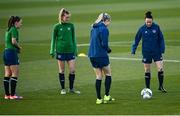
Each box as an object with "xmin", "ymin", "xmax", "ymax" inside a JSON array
[
  {"xmin": 16, "ymin": 46, "xmax": 22, "ymax": 54},
  {"xmin": 50, "ymin": 53, "xmax": 55, "ymax": 58},
  {"xmin": 131, "ymin": 51, "xmax": 135, "ymax": 55},
  {"xmin": 107, "ymin": 48, "xmax": 112, "ymax": 53}
]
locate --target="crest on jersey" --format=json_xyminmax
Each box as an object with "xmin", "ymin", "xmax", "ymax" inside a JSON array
[
  {"xmin": 60, "ymin": 28, "xmax": 63, "ymax": 31},
  {"xmin": 145, "ymin": 31, "xmax": 148, "ymax": 34},
  {"xmin": 67, "ymin": 27, "xmax": 71, "ymax": 30},
  {"xmin": 152, "ymin": 30, "xmax": 156, "ymax": 33}
]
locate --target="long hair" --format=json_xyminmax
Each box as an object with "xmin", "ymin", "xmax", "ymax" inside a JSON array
[
  {"xmin": 94, "ymin": 13, "xmax": 111, "ymax": 24},
  {"xmin": 58, "ymin": 8, "xmax": 70, "ymax": 24},
  {"xmin": 7, "ymin": 16, "xmax": 21, "ymax": 31}
]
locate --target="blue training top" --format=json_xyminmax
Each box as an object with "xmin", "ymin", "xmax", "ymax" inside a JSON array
[
  {"xmin": 88, "ymin": 22, "xmax": 110, "ymax": 58},
  {"xmin": 131, "ymin": 23, "xmax": 165, "ymax": 55}
]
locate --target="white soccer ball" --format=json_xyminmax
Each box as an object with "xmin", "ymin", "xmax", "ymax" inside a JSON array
[{"xmin": 141, "ymin": 88, "xmax": 152, "ymax": 99}]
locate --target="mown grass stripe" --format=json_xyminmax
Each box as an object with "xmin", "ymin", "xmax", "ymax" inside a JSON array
[{"xmin": 0, "ymin": 0, "xmax": 180, "ymax": 17}]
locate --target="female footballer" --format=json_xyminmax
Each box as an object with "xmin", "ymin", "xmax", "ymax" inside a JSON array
[
  {"xmin": 50, "ymin": 8, "xmax": 80, "ymax": 95},
  {"xmin": 131, "ymin": 11, "xmax": 166, "ymax": 92},
  {"xmin": 88, "ymin": 13, "xmax": 115, "ymax": 104},
  {"xmin": 3, "ymin": 16, "xmax": 23, "ymax": 99}
]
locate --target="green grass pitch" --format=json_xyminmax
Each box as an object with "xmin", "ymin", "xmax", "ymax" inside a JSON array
[{"xmin": 0, "ymin": 0, "xmax": 180, "ymax": 115}]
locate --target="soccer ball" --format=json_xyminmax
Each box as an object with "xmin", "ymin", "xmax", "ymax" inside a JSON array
[{"xmin": 141, "ymin": 88, "xmax": 152, "ymax": 99}]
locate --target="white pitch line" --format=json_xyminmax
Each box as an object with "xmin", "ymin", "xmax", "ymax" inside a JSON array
[
  {"xmin": 77, "ymin": 40, "xmax": 180, "ymax": 47},
  {"xmin": 109, "ymin": 57, "xmax": 180, "ymax": 63},
  {"xmin": 77, "ymin": 42, "xmax": 131, "ymax": 47},
  {"xmin": 21, "ymin": 40, "xmax": 180, "ymax": 47},
  {"xmin": 78, "ymin": 55, "xmax": 180, "ymax": 63},
  {"xmin": 77, "ymin": 43, "xmax": 89, "ymax": 47}
]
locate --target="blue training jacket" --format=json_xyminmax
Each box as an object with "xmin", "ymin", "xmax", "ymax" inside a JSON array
[
  {"xmin": 88, "ymin": 22, "xmax": 110, "ymax": 57},
  {"xmin": 131, "ymin": 23, "xmax": 165, "ymax": 55}
]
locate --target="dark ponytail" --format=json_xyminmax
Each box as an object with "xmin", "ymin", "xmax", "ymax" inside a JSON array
[
  {"xmin": 145, "ymin": 11, "xmax": 153, "ymax": 19},
  {"xmin": 7, "ymin": 16, "xmax": 21, "ymax": 31}
]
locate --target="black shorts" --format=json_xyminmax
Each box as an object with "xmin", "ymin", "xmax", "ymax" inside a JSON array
[
  {"xmin": 56, "ymin": 53, "xmax": 75, "ymax": 61},
  {"xmin": 90, "ymin": 57, "xmax": 110, "ymax": 68},
  {"xmin": 3, "ymin": 49, "xmax": 19, "ymax": 66},
  {"xmin": 142, "ymin": 53, "xmax": 163, "ymax": 64}
]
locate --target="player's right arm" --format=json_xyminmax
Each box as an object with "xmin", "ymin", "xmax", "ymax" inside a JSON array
[
  {"xmin": 50, "ymin": 25, "xmax": 57, "ymax": 58},
  {"xmin": 131, "ymin": 27, "xmax": 142, "ymax": 55}
]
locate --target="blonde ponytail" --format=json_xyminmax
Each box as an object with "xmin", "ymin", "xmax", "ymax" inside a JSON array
[
  {"xmin": 58, "ymin": 8, "xmax": 70, "ymax": 24},
  {"xmin": 93, "ymin": 13, "xmax": 111, "ymax": 25},
  {"xmin": 59, "ymin": 8, "xmax": 65, "ymax": 24},
  {"xmin": 94, "ymin": 13, "xmax": 104, "ymax": 24}
]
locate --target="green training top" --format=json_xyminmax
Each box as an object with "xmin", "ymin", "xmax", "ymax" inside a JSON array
[
  {"xmin": 50, "ymin": 22, "xmax": 77, "ymax": 56},
  {"xmin": 5, "ymin": 26, "xmax": 19, "ymax": 50}
]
